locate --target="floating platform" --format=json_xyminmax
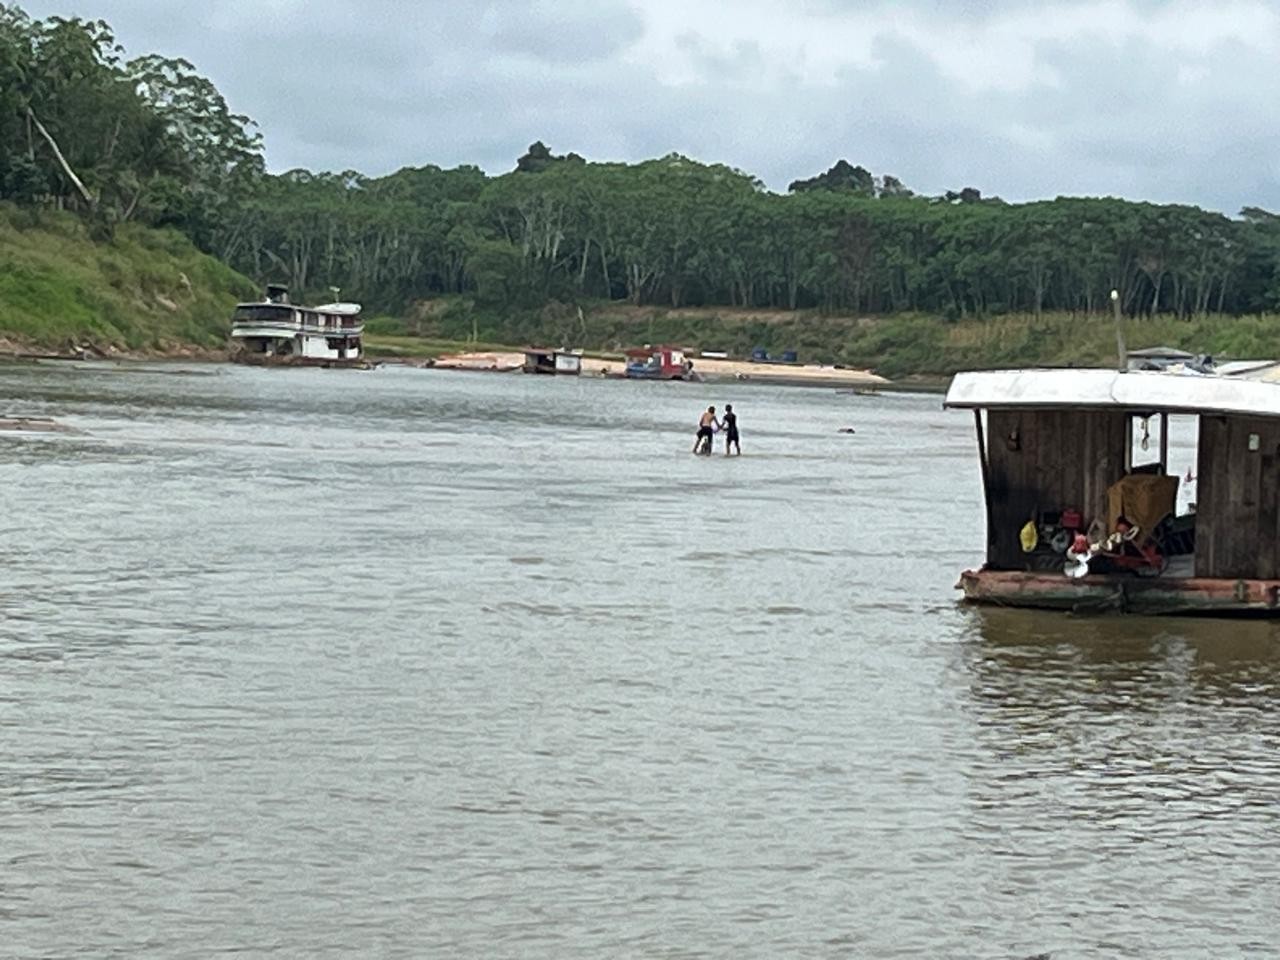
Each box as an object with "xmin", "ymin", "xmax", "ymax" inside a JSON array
[{"xmin": 959, "ymin": 568, "xmax": 1280, "ymax": 616}]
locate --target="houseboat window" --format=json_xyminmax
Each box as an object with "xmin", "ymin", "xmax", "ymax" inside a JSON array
[
  {"xmin": 233, "ymin": 305, "xmax": 294, "ymax": 322},
  {"xmin": 1128, "ymin": 413, "xmax": 1166, "ymax": 474}
]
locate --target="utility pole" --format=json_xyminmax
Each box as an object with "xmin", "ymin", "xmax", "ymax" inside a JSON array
[{"xmin": 1111, "ymin": 288, "xmax": 1126, "ymax": 371}]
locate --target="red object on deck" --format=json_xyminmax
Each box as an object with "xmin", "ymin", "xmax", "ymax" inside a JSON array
[{"xmin": 624, "ymin": 345, "xmax": 689, "ymax": 379}]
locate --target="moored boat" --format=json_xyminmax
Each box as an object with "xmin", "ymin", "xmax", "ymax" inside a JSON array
[
  {"xmin": 946, "ymin": 366, "xmax": 1280, "ymax": 616},
  {"xmin": 229, "ymin": 284, "xmax": 367, "ymax": 368},
  {"xmin": 624, "ymin": 345, "xmax": 693, "ymax": 380},
  {"xmin": 522, "ymin": 347, "xmax": 582, "ymax": 375}
]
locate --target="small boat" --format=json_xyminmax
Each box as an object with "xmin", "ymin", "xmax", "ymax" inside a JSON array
[
  {"xmin": 229, "ymin": 284, "xmax": 368, "ymax": 368},
  {"xmin": 946, "ymin": 366, "xmax": 1280, "ymax": 616},
  {"xmin": 624, "ymin": 345, "xmax": 693, "ymax": 380},
  {"xmin": 522, "ymin": 348, "xmax": 582, "ymax": 375}
]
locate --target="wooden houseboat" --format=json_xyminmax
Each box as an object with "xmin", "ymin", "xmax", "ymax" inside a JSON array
[
  {"xmin": 522, "ymin": 348, "xmax": 582, "ymax": 375},
  {"xmin": 229, "ymin": 285, "xmax": 366, "ymax": 367},
  {"xmin": 946, "ymin": 367, "xmax": 1280, "ymax": 616},
  {"xmin": 625, "ymin": 346, "xmax": 692, "ymax": 380}
]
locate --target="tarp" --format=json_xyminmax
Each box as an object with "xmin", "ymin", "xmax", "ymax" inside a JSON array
[{"xmin": 1106, "ymin": 474, "xmax": 1179, "ymax": 538}]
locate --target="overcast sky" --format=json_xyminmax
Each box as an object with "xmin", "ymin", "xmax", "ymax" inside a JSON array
[{"xmin": 19, "ymin": 0, "xmax": 1280, "ymax": 212}]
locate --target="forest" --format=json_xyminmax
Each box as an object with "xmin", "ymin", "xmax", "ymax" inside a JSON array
[{"xmin": 6, "ymin": 4, "xmax": 1280, "ymax": 341}]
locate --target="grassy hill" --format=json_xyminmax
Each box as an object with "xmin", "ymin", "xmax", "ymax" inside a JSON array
[{"xmin": 0, "ymin": 203, "xmax": 257, "ymax": 356}]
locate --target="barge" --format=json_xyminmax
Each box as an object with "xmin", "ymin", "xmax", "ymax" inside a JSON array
[{"xmin": 946, "ymin": 367, "xmax": 1280, "ymax": 616}]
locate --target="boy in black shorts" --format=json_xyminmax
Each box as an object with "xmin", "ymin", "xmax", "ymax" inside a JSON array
[{"xmin": 722, "ymin": 404, "xmax": 740, "ymax": 455}]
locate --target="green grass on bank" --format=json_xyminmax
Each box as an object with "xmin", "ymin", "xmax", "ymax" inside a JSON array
[
  {"xmin": 892, "ymin": 311, "xmax": 1280, "ymax": 378},
  {"xmin": 0, "ymin": 203, "xmax": 257, "ymax": 351},
  {"xmin": 395, "ymin": 297, "xmax": 1280, "ymax": 379}
]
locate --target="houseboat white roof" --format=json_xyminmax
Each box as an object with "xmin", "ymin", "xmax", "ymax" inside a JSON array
[
  {"xmin": 1220, "ymin": 360, "xmax": 1280, "ymax": 380},
  {"xmin": 233, "ymin": 300, "xmax": 361, "ymax": 315},
  {"xmin": 310, "ymin": 302, "xmax": 362, "ymax": 315},
  {"xmin": 945, "ymin": 368, "xmax": 1280, "ymax": 419}
]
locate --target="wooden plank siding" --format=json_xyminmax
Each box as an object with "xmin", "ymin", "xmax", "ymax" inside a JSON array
[
  {"xmin": 1195, "ymin": 415, "xmax": 1280, "ymax": 579},
  {"xmin": 984, "ymin": 409, "xmax": 1129, "ymax": 569}
]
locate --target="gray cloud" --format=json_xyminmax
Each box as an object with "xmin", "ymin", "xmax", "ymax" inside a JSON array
[
  {"xmin": 16, "ymin": 0, "xmax": 1280, "ymax": 212},
  {"xmin": 485, "ymin": 0, "xmax": 645, "ymax": 62}
]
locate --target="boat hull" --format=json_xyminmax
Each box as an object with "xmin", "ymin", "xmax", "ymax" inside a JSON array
[
  {"xmin": 958, "ymin": 568, "xmax": 1280, "ymax": 616},
  {"xmin": 231, "ymin": 353, "xmax": 371, "ymax": 370},
  {"xmin": 624, "ymin": 367, "xmax": 688, "ymax": 380}
]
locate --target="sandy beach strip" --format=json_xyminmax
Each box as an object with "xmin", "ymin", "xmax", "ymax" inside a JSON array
[{"xmin": 429, "ymin": 351, "xmax": 888, "ymax": 386}]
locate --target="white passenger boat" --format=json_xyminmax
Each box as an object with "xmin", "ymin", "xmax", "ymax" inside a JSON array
[{"xmin": 229, "ymin": 284, "xmax": 367, "ymax": 368}]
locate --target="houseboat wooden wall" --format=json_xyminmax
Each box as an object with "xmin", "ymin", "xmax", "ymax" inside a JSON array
[
  {"xmin": 1195, "ymin": 414, "xmax": 1280, "ymax": 579},
  {"xmin": 983, "ymin": 408, "xmax": 1129, "ymax": 569}
]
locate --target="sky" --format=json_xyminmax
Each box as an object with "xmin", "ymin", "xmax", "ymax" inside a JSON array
[{"xmin": 18, "ymin": 0, "xmax": 1280, "ymax": 213}]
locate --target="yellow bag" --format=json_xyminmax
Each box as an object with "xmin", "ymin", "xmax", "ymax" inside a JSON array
[{"xmin": 1019, "ymin": 520, "xmax": 1038, "ymax": 553}]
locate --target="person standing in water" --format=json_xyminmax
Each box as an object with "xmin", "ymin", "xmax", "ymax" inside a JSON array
[
  {"xmin": 693, "ymin": 406, "xmax": 719, "ymax": 455},
  {"xmin": 722, "ymin": 403, "xmax": 740, "ymax": 455}
]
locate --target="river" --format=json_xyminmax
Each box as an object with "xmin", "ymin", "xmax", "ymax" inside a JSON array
[{"xmin": 2, "ymin": 362, "xmax": 1278, "ymax": 959}]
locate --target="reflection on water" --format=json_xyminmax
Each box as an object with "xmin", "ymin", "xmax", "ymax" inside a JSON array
[
  {"xmin": 1, "ymin": 363, "xmax": 1279, "ymax": 959},
  {"xmin": 966, "ymin": 606, "xmax": 1280, "ymax": 709},
  {"xmin": 957, "ymin": 609, "xmax": 1280, "ymax": 960}
]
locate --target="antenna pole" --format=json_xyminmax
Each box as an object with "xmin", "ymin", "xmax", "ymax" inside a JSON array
[{"xmin": 1111, "ymin": 289, "xmax": 1125, "ymax": 371}]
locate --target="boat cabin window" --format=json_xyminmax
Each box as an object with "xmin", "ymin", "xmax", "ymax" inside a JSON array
[
  {"xmin": 234, "ymin": 304, "xmax": 294, "ymax": 322},
  {"xmin": 1127, "ymin": 413, "xmax": 1167, "ymax": 474}
]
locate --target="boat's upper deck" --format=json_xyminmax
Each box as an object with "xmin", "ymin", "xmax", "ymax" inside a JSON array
[{"xmin": 231, "ymin": 302, "xmax": 363, "ymax": 337}]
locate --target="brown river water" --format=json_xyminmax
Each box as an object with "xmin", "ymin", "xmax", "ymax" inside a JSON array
[{"xmin": 2, "ymin": 362, "xmax": 1279, "ymax": 958}]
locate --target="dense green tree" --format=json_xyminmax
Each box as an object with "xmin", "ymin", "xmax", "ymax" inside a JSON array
[
  {"xmin": 789, "ymin": 159, "xmax": 876, "ymax": 196},
  {"xmin": 514, "ymin": 140, "xmax": 585, "ymax": 174},
  {"xmin": 0, "ymin": 2, "xmax": 261, "ymax": 240}
]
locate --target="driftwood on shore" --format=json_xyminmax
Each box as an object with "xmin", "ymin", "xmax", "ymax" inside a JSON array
[
  {"xmin": 0, "ymin": 338, "xmax": 228, "ymax": 365},
  {"xmin": 0, "ymin": 416, "xmax": 84, "ymax": 435}
]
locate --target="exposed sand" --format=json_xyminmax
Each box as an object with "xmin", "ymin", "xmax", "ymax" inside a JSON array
[
  {"xmin": 672, "ymin": 356, "xmax": 888, "ymax": 386},
  {"xmin": 428, "ymin": 352, "xmax": 523, "ymax": 372},
  {"xmin": 430, "ymin": 351, "xmax": 888, "ymax": 386}
]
